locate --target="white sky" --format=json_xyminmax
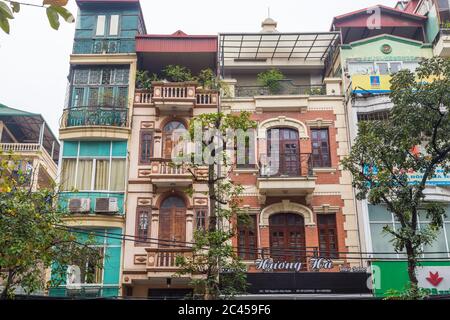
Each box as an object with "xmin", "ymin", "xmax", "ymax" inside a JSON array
[{"xmin": 0, "ymin": 0, "xmax": 398, "ymax": 134}]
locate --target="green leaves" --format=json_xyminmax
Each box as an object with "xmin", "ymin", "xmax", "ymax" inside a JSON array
[
  {"xmin": 0, "ymin": 0, "xmax": 74, "ymax": 34},
  {"xmin": 0, "ymin": 1, "xmax": 14, "ymax": 34}
]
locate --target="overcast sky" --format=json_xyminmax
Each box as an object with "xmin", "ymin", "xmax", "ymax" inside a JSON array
[{"xmin": 0, "ymin": 0, "xmax": 398, "ymax": 135}]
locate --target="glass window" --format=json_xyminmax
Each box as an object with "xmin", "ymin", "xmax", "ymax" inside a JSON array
[
  {"xmin": 61, "ymin": 159, "xmax": 77, "ymax": 191},
  {"xmin": 311, "ymin": 128, "xmax": 331, "ymax": 168},
  {"xmin": 390, "ymin": 62, "xmax": 402, "ymax": 74},
  {"xmin": 94, "ymin": 159, "xmax": 109, "ymax": 191},
  {"xmin": 370, "ymin": 223, "xmax": 397, "ymax": 258},
  {"xmin": 318, "ymin": 214, "xmax": 338, "ymax": 258},
  {"xmin": 73, "ymin": 88, "xmax": 85, "ymax": 107},
  {"xmin": 80, "ymin": 248, "xmax": 104, "ymax": 284},
  {"xmin": 109, "ymin": 15, "xmax": 120, "ymax": 36},
  {"xmin": 136, "ymin": 206, "xmax": 150, "ymax": 242},
  {"xmin": 238, "ymin": 215, "xmax": 258, "ymax": 260},
  {"xmin": 195, "ymin": 208, "xmax": 207, "ymax": 231},
  {"xmin": 77, "ymin": 160, "xmax": 93, "ymax": 191},
  {"xmin": 113, "ymin": 69, "xmax": 129, "ymax": 85},
  {"xmin": 110, "ymin": 159, "xmax": 126, "ymax": 191},
  {"xmin": 376, "ymin": 63, "xmax": 389, "ymax": 75},
  {"xmin": 95, "ymin": 15, "xmax": 106, "ymax": 36},
  {"xmin": 348, "ymin": 62, "xmax": 375, "ymax": 75},
  {"xmin": 74, "ymin": 69, "xmax": 89, "ymax": 85},
  {"xmin": 368, "ymin": 205, "xmax": 392, "ymax": 222},
  {"xmin": 89, "ymin": 69, "xmax": 102, "ymax": 85},
  {"xmin": 421, "ymin": 223, "xmax": 449, "ymax": 258},
  {"xmin": 102, "ymin": 69, "xmax": 112, "ymax": 85},
  {"xmin": 88, "ymin": 88, "xmax": 99, "ymax": 106},
  {"xmin": 140, "ymin": 131, "xmax": 153, "ymax": 164}
]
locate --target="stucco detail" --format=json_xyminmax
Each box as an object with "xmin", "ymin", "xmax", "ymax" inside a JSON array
[
  {"xmin": 258, "ymin": 116, "xmax": 309, "ymax": 140},
  {"xmin": 260, "ymin": 200, "xmax": 315, "ymax": 227}
]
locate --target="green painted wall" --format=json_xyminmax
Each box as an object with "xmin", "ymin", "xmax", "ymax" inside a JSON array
[
  {"xmin": 59, "ymin": 192, "xmax": 125, "ymax": 214},
  {"xmin": 49, "ymin": 227, "xmax": 122, "ymax": 298},
  {"xmin": 425, "ymin": 4, "xmax": 441, "ymax": 43},
  {"xmin": 371, "ymin": 260, "xmax": 450, "ymax": 297},
  {"xmin": 341, "ymin": 35, "xmax": 433, "ymax": 62},
  {"xmin": 63, "ymin": 141, "xmax": 127, "ymax": 158}
]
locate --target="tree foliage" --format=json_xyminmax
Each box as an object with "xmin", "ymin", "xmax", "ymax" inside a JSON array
[
  {"xmin": 0, "ymin": 0, "xmax": 74, "ymax": 34},
  {"xmin": 175, "ymin": 111, "xmax": 257, "ymax": 299},
  {"xmin": 0, "ymin": 152, "xmax": 102, "ymax": 299},
  {"xmin": 342, "ymin": 57, "xmax": 450, "ymax": 299}
]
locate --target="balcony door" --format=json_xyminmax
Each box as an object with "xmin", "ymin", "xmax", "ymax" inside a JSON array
[
  {"xmin": 162, "ymin": 121, "xmax": 186, "ymax": 159},
  {"xmin": 267, "ymin": 128, "xmax": 300, "ymax": 176},
  {"xmin": 159, "ymin": 196, "xmax": 186, "ymax": 246},
  {"xmin": 269, "ymin": 213, "xmax": 306, "ymax": 264}
]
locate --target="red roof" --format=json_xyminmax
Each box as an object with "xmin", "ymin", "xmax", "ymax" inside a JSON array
[
  {"xmin": 333, "ymin": 4, "xmax": 426, "ymax": 28},
  {"xmin": 136, "ymin": 31, "xmax": 218, "ymax": 53}
]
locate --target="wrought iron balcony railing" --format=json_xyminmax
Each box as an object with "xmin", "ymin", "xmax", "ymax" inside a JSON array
[
  {"xmin": 235, "ymin": 81, "xmax": 326, "ymax": 97},
  {"xmin": 72, "ymin": 38, "xmax": 135, "ymax": 54},
  {"xmin": 60, "ymin": 107, "xmax": 129, "ymax": 129},
  {"xmin": 259, "ymin": 153, "xmax": 314, "ymax": 178}
]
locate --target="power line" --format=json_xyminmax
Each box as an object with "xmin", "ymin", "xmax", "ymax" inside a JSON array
[{"xmin": 54, "ymin": 225, "xmax": 450, "ymax": 261}]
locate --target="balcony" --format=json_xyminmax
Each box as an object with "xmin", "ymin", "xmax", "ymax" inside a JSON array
[
  {"xmin": 146, "ymin": 248, "xmax": 193, "ymax": 274},
  {"xmin": 257, "ymin": 154, "xmax": 316, "ymax": 197},
  {"xmin": 72, "ymin": 38, "xmax": 135, "ymax": 55},
  {"xmin": 0, "ymin": 143, "xmax": 58, "ymax": 181},
  {"xmin": 138, "ymin": 160, "xmax": 193, "ymax": 187},
  {"xmin": 433, "ymin": 28, "xmax": 450, "ymax": 57},
  {"xmin": 235, "ymin": 81, "xmax": 326, "ymax": 98},
  {"xmin": 59, "ymin": 107, "xmax": 130, "ymax": 140},
  {"xmin": 134, "ymin": 83, "xmax": 219, "ymax": 110}
]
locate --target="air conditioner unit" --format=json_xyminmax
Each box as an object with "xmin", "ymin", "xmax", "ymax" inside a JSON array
[
  {"xmin": 68, "ymin": 198, "xmax": 91, "ymax": 213},
  {"xmin": 95, "ymin": 197, "xmax": 119, "ymax": 214}
]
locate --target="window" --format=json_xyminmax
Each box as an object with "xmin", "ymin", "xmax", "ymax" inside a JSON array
[
  {"xmin": 139, "ymin": 131, "xmax": 153, "ymax": 164},
  {"xmin": 236, "ymin": 130, "xmax": 256, "ymax": 168},
  {"xmin": 71, "ymin": 67, "xmax": 129, "ymax": 108},
  {"xmin": 357, "ymin": 111, "xmax": 390, "ymax": 122},
  {"xmin": 136, "ymin": 206, "xmax": 150, "ymax": 244},
  {"xmin": 238, "ymin": 215, "xmax": 258, "ymax": 260},
  {"xmin": 162, "ymin": 121, "xmax": 187, "ymax": 159},
  {"xmin": 95, "ymin": 15, "xmax": 106, "ymax": 36},
  {"xmin": 60, "ymin": 141, "xmax": 127, "ymax": 192},
  {"xmin": 109, "ymin": 15, "xmax": 120, "ymax": 36},
  {"xmin": 73, "ymin": 247, "xmax": 104, "ymax": 284},
  {"xmin": 376, "ymin": 62, "xmax": 389, "ymax": 75},
  {"xmin": 195, "ymin": 208, "xmax": 208, "ymax": 231},
  {"xmin": 311, "ymin": 128, "xmax": 331, "ymax": 168},
  {"xmin": 318, "ymin": 214, "xmax": 338, "ymax": 258}
]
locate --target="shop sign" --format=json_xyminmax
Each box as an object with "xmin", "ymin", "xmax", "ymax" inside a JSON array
[
  {"xmin": 255, "ymin": 257, "xmax": 334, "ymax": 273},
  {"xmin": 417, "ymin": 266, "xmax": 450, "ymax": 295}
]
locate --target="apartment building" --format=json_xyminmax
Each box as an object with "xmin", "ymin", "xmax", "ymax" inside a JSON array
[
  {"xmin": 51, "ymin": 0, "xmax": 144, "ymax": 298},
  {"xmin": 0, "ymin": 103, "xmax": 59, "ymax": 191},
  {"xmin": 329, "ymin": 1, "xmax": 450, "ymax": 297}
]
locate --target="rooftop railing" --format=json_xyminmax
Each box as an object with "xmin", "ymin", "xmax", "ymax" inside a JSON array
[{"xmin": 60, "ymin": 106, "xmax": 129, "ymax": 129}]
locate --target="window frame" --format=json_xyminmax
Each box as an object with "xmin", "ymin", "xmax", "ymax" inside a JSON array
[
  {"xmin": 317, "ymin": 213, "xmax": 339, "ymax": 259},
  {"xmin": 135, "ymin": 206, "xmax": 151, "ymax": 246},
  {"xmin": 237, "ymin": 214, "xmax": 258, "ymax": 261},
  {"xmin": 310, "ymin": 128, "xmax": 332, "ymax": 168},
  {"xmin": 139, "ymin": 130, "xmax": 153, "ymax": 165},
  {"xmin": 195, "ymin": 208, "xmax": 208, "ymax": 232}
]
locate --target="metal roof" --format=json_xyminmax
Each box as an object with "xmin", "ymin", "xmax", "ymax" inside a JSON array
[{"xmin": 219, "ymin": 32, "xmax": 340, "ymax": 61}]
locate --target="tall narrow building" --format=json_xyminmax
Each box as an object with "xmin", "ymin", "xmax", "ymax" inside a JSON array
[{"xmin": 52, "ymin": 0, "xmax": 145, "ymax": 298}]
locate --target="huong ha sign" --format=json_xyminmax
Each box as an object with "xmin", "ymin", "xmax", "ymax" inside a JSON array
[{"xmin": 255, "ymin": 257, "xmax": 334, "ymax": 272}]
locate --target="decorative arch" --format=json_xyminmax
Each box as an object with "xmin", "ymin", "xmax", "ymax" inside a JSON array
[
  {"xmin": 258, "ymin": 116, "xmax": 309, "ymax": 140},
  {"xmin": 260, "ymin": 200, "xmax": 315, "ymax": 226},
  {"xmin": 155, "ymin": 190, "xmax": 192, "ymax": 210},
  {"xmin": 158, "ymin": 116, "xmax": 189, "ymax": 132}
]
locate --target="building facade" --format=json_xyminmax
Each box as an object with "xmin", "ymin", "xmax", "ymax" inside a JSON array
[{"xmin": 51, "ymin": 0, "xmax": 144, "ymax": 297}]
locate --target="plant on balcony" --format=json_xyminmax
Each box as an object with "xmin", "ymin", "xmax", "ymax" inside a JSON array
[
  {"xmin": 342, "ymin": 57, "xmax": 450, "ymax": 300},
  {"xmin": 197, "ymin": 68, "xmax": 231, "ymax": 97},
  {"xmin": 0, "ymin": 151, "xmax": 102, "ymax": 299},
  {"xmin": 304, "ymin": 87, "xmax": 326, "ymax": 95},
  {"xmin": 135, "ymin": 70, "xmax": 159, "ymax": 90},
  {"xmin": 257, "ymin": 68, "xmax": 284, "ymax": 94},
  {"xmin": 162, "ymin": 65, "xmax": 195, "ymax": 82},
  {"xmin": 175, "ymin": 112, "xmax": 257, "ymax": 300}
]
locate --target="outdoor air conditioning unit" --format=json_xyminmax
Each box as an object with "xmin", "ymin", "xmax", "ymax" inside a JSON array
[
  {"xmin": 95, "ymin": 197, "xmax": 119, "ymax": 214},
  {"xmin": 68, "ymin": 198, "xmax": 91, "ymax": 214}
]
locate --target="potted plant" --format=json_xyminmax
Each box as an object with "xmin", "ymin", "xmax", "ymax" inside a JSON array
[
  {"xmin": 257, "ymin": 68, "xmax": 284, "ymax": 94},
  {"xmin": 135, "ymin": 70, "xmax": 158, "ymax": 90},
  {"xmin": 162, "ymin": 65, "xmax": 195, "ymax": 82}
]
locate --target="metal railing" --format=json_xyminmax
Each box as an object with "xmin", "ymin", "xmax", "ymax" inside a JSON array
[
  {"xmin": 235, "ymin": 81, "xmax": 326, "ymax": 97},
  {"xmin": 60, "ymin": 106, "xmax": 129, "ymax": 129},
  {"xmin": 72, "ymin": 38, "xmax": 135, "ymax": 54},
  {"xmin": 259, "ymin": 153, "xmax": 314, "ymax": 178}
]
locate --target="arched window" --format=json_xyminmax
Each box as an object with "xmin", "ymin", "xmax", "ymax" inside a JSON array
[
  {"xmin": 266, "ymin": 128, "xmax": 300, "ymax": 176},
  {"xmin": 162, "ymin": 121, "xmax": 186, "ymax": 159},
  {"xmin": 159, "ymin": 196, "xmax": 186, "ymax": 246}
]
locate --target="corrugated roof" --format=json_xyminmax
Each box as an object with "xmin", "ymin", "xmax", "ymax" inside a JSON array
[{"xmin": 0, "ymin": 103, "xmax": 39, "ymax": 117}]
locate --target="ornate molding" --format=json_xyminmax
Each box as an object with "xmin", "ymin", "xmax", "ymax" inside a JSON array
[
  {"xmin": 260, "ymin": 200, "xmax": 315, "ymax": 226},
  {"xmin": 313, "ymin": 204, "xmax": 340, "ymax": 214},
  {"xmin": 306, "ymin": 118, "xmax": 334, "ymax": 128},
  {"xmin": 258, "ymin": 116, "xmax": 309, "ymax": 140}
]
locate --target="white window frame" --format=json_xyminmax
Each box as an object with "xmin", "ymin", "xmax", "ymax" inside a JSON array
[
  {"xmin": 95, "ymin": 15, "xmax": 106, "ymax": 36},
  {"xmin": 109, "ymin": 15, "xmax": 120, "ymax": 36}
]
